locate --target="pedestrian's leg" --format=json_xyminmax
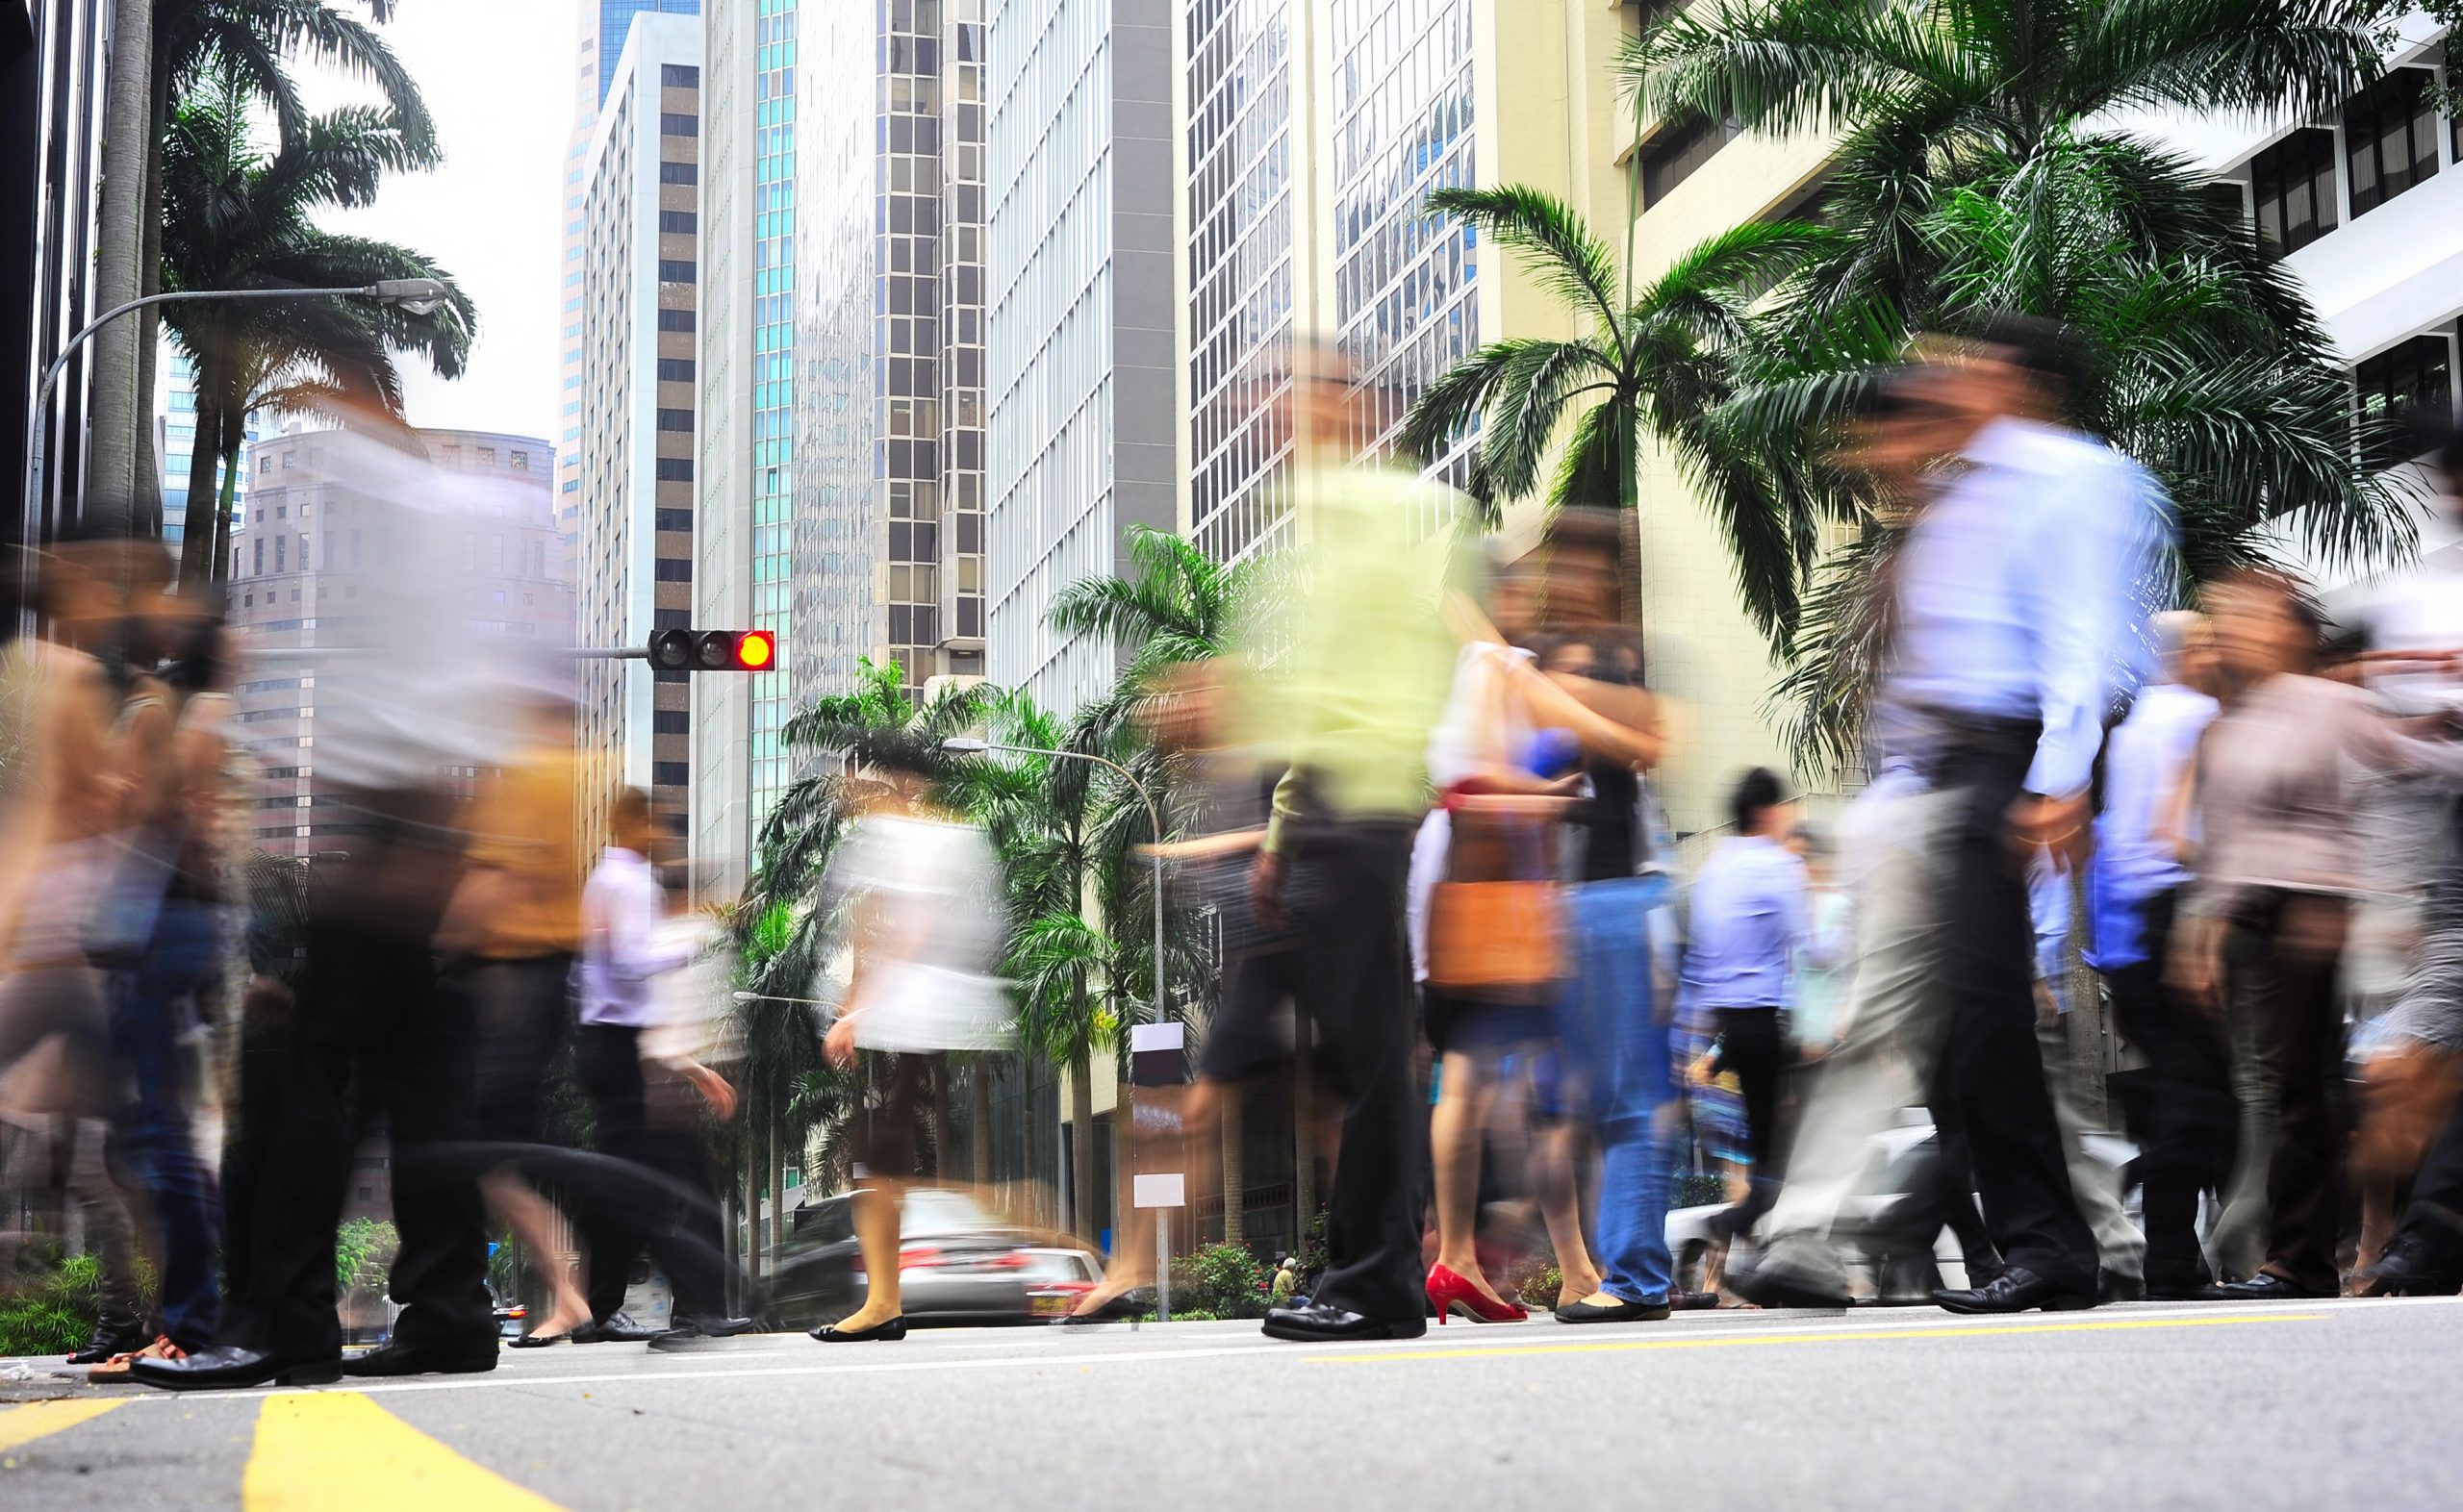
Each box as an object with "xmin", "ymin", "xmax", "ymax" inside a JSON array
[
  {"xmin": 834, "ymin": 1054, "xmax": 929, "ymax": 1332},
  {"xmin": 1562, "ymin": 878, "xmax": 1672, "ymax": 1308},
  {"xmin": 2256, "ymin": 896, "xmax": 2349, "ymax": 1293},
  {"xmin": 572, "ymin": 1023, "xmax": 651, "ymax": 1324},
  {"xmin": 372, "ymin": 932, "xmax": 495, "ymax": 1350},
  {"xmin": 1934, "ymin": 777, "xmax": 2097, "ymax": 1296},
  {"xmin": 1714, "ymin": 1006, "xmax": 1785, "ymax": 1234},
  {"xmin": 2212, "ymin": 917, "xmax": 2281, "ymax": 1281},
  {"xmin": 65, "ymin": 1117, "xmax": 145, "ymax": 1351},
  {"xmin": 1289, "ymin": 829, "xmax": 1422, "ymax": 1324},
  {"xmin": 1429, "ymin": 1046, "xmax": 1509, "ymax": 1303},
  {"xmin": 113, "ymin": 904, "xmax": 223, "ymax": 1350},
  {"xmin": 2040, "ymin": 1017, "xmax": 2143, "ymax": 1283}
]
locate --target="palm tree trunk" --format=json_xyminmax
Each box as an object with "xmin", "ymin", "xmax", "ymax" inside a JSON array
[
  {"xmin": 87, "ymin": 0, "xmax": 155, "ymax": 509},
  {"xmin": 968, "ymin": 1059, "xmax": 992, "ymax": 1187},
  {"xmin": 743, "ymin": 1111, "xmax": 764, "ymax": 1284},
  {"xmin": 928, "ymin": 1062, "xmax": 951, "ymax": 1179},
  {"xmin": 178, "ymin": 374, "xmax": 229, "ymax": 586},
  {"xmin": 1069, "ymin": 1048, "xmax": 1095, "ymax": 1242},
  {"xmin": 767, "ymin": 1113, "xmax": 786, "ymax": 1276},
  {"xmin": 1219, "ymin": 1080, "xmax": 1244, "ymax": 1247}
]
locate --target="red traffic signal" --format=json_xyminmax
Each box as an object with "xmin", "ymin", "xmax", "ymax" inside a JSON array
[{"xmin": 647, "ymin": 628, "xmax": 777, "ymax": 673}]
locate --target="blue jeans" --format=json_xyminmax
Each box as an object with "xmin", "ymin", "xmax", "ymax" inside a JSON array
[
  {"xmin": 110, "ymin": 900, "xmax": 223, "ymax": 1348},
  {"xmin": 1561, "ymin": 877, "xmax": 1674, "ymax": 1303}
]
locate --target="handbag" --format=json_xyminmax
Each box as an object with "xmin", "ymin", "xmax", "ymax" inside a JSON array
[{"xmin": 1424, "ymin": 799, "xmax": 1562, "ymax": 994}]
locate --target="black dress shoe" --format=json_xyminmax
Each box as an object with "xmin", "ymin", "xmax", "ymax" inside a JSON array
[
  {"xmin": 648, "ymin": 1316, "xmax": 758, "ymax": 1349},
  {"xmin": 67, "ymin": 1321, "xmax": 149, "ymax": 1366},
  {"xmin": 132, "ymin": 1344, "xmax": 343, "ymax": 1392},
  {"xmin": 2143, "ymin": 1277, "xmax": 2213, "ymax": 1301},
  {"xmin": 1259, "ymin": 1302, "xmax": 1427, "ymax": 1343},
  {"xmin": 1877, "ymin": 1253, "xmax": 1944, "ymax": 1307},
  {"xmin": 2361, "ymin": 1236, "xmax": 2463, "ymax": 1298},
  {"xmin": 2201, "ymin": 1272, "xmax": 2325, "ymax": 1301},
  {"xmin": 1932, "ymin": 1265, "xmax": 2096, "ymax": 1314},
  {"xmin": 571, "ymin": 1310, "xmax": 661, "ymax": 1344},
  {"xmin": 1552, "ymin": 1294, "xmax": 1671, "ymax": 1324},
  {"xmin": 810, "ymin": 1315, "xmax": 907, "ymax": 1343},
  {"xmin": 343, "ymin": 1339, "xmax": 498, "ymax": 1377},
  {"xmin": 2098, "ymin": 1270, "xmax": 2146, "ymax": 1304}
]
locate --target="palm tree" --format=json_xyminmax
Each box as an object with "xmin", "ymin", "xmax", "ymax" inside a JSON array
[
  {"xmin": 1398, "ymin": 188, "xmax": 1839, "ymax": 640},
  {"xmin": 1615, "ymin": 0, "xmax": 2414, "ymax": 765},
  {"xmin": 158, "ymin": 70, "xmax": 474, "ymax": 586}
]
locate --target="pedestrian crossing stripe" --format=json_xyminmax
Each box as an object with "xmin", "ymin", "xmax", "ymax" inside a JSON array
[
  {"xmin": 0, "ymin": 1397, "xmax": 131, "ymax": 1454},
  {"xmin": 241, "ymin": 1391, "xmax": 565, "ymax": 1510}
]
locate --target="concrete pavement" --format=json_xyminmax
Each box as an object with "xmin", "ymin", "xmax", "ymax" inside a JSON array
[{"xmin": 5, "ymin": 1295, "xmax": 2457, "ymax": 1509}]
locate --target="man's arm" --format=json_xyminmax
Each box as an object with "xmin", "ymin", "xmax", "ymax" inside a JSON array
[{"xmin": 2026, "ymin": 459, "xmax": 2142, "ymax": 801}]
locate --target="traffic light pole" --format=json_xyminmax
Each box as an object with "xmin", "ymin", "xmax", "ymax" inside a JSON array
[{"xmin": 246, "ymin": 645, "xmax": 652, "ymax": 663}]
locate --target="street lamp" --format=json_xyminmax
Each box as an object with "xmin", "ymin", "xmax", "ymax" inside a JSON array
[
  {"xmin": 944, "ymin": 734, "xmax": 1180, "ymax": 1320},
  {"xmin": 21, "ymin": 279, "xmax": 453, "ymax": 542}
]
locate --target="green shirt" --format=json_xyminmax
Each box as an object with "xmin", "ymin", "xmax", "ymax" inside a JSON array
[{"xmin": 1243, "ymin": 455, "xmax": 1470, "ymax": 852}]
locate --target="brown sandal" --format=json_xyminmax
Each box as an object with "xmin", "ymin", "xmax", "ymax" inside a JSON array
[{"xmin": 87, "ymin": 1335, "xmax": 186, "ymax": 1382}]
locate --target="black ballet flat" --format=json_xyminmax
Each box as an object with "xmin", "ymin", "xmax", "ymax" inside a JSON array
[
  {"xmin": 1053, "ymin": 1290, "xmax": 1152, "ymax": 1326},
  {"xmin": 508, "ymin": 1332, "xmax": 572, "ymax": 1348},
  {"xmin": 811, "ymin": 1316, "xmax": 908, "ymax": 1343}
]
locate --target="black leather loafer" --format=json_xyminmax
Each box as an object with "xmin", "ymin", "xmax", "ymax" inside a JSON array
[{"xmin": 1259, "ymin": 1302, "xmax": 1427, "ymax": 1343}]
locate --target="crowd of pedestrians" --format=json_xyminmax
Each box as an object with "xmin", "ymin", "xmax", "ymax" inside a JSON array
[{"xmin": 3, "ymin": 323, "xmax": 2461, "ymax": 1386}]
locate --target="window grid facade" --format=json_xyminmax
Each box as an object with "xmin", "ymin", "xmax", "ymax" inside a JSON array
[
  {"xmin": 749, "ymin": 0, "xmax": 800, "ymax": 812},
  {"xmin": 2344, "ymin": 66, "xmax": 2442, "ymax": 218},
  {"xmin": 2249, "ymin": 126, "xmax": 2341, "ymax": 256},
  {"xmin": 1187, "ymin": 0, "xmax": 1297, "ymax": 564}
]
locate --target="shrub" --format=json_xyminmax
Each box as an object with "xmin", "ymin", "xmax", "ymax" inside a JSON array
[
  {"xmin": 1168, "ymin": 1242, "xmax": 1272, "ymax": 1320},
  {"xmin": 1516, "ymin": 1263, "xmax": 1562, "ymax": 1310}
]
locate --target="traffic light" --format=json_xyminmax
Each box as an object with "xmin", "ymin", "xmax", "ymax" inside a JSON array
[{"xmin": 647, "ymin": 628, "xmax": 777, "ymax": 673}]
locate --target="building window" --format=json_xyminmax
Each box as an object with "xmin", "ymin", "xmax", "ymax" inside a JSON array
[
  {"xmin": 657, "ymin": 259, "xmax": 697, "ymax": 283},
  {"xmin": 655, "ymin": 457, "xmax": 694, "ymax": 482},
  {"xmin": 657, "ymin": 308, "xmax": 697, "ymax": 333},
  {"xmin": 655, "ymin": 508, "xmax": 695, "ymax": 533},
  {"xmin": 659, "ymin": 113, "xmax": 698, "ymax": 138},
  {"xmin": 653, "ymin": 710, "xmax": 690, "ymax": 735},
  {"xmin": 660, "ymin": 161, "xmax": 698, "ymax": 186},
  {"xmin": 657, "ymin": 358, "xmax": 696, "ymax": 382},
  {"xmin": 659, "ymin": 211, "xmax": 698, "ymax": 235},
  {"xmin": 661, "ymin": 63, "xmax": 699, "ymax": 88},
  {"xmin": 511, "ymin": 450, "xmax": 529, "ymax": 470},
  {"xmin": 653, "ymin": 559, "xmax": 693, "ymax": 582},
  {"xmin": 653, "ymin": 762, "xmax": 691, "ymax": 788},
  {"xmin": 656, "ymin": 409, "xmax": 694, "ymax": 432},
  {"xmin": 654, "ymin": 607, "xmax": 691, "ymax": 630},
  {"xmin": 2354, "ymin": 332, "xmax": 2457, "ymax": 469},
  {"xmin": 2345, "ymin": 67, "xmax": 2442, "ymax": 218},
  {"xmin": 1640, "ymin": 113, "xmax": 1741, "ymax": 207},
  {"xmin": 2249, "ymin": 127, "xmax": 2339, "ymax": 255}
]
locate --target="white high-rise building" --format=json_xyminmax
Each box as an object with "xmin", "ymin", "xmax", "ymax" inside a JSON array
[
  {"xmin": 574, "ymin": 13, "xmax": 704, "ymax": 856},
  {"xmin": 983, "ymin": 0, "xmax": 1181, "ymax": 711},
  {"xmin": 152, "ymin": 336, "xmax": 260, "ymax": 550}
]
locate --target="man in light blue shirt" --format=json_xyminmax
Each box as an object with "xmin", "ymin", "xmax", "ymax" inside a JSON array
[
  {"xmin": 1735, "ymin": 318, "xmax": 2167, "ymax": 1319},
  {"xmin": 1683, "ymin": 769, "xmax": 1809, "ymax": 1240}
]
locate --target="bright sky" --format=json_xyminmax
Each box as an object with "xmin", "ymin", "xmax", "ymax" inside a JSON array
[{"xmin": 301, "ymin": 1, "xmax": 571, "ymax": 449}]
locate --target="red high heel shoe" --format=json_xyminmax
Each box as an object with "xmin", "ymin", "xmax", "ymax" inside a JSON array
[{"xmin": 1426, "ymin": 1263, "xmax": 1527, "ymax": 1324}]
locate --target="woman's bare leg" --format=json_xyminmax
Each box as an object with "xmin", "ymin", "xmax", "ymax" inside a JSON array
[
  {"xmin": 1430, "ymin": 1049, "xmax": 1510, "ymax": 1303},
  {"xmin": 1537, "ymin": 1121, "xmax": 1602, "ymax": 1306},
  {"xmin": 482, "ymin": 1169, "xmax": 589, "ymax": 1337},
  {"xmin": 1069, "ymin": 1079, "xmax": 1224, "ymax": 1315},
  {"xmin": 836, "ymin": 1174, "xmax": 906, "ymax": 1331}
]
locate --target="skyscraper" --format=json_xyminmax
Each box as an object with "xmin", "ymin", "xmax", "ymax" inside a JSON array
[
  {"xmin": 689, "ymin": 0, "xmax": 798, "ymax": 901},
  {"xmin": 793, "ymin": 0, "xmax": 990, "ymax": 708},
  {"xmin": 983, "ymin": 0, "xmax": 1181, "ymax": 712},
  {"xmin": 574, "ymin": 13, "xmax": 704, "ymax": 856},
  {"xmin": 152, "ymin": 336, "xmax": 261, "ymax": 549}
]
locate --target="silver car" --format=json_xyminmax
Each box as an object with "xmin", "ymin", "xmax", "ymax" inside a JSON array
[{"xmin": 769, "ymin": 1187, "xmax": 1103, "ymax": 1328}]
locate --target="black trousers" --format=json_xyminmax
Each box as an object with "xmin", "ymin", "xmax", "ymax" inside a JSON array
[
  {"xmin": 2225, "ymin": 890, "xmax": 2350, "ymax": 1292},
  {"xmin": 1272, "ymin": 821, "xmax": 1423, "ymax": 1323},
  {"xmin": 219, "ymin": 917, "xmax": 494, "ymax": 1355},
  {"xmin": 1714, "ymin": 1005, "xmax": 1787, "ymax": 1230},
  {"xmin": 2394, "ymin": 1093, "xmax": 2463, "ymax": 1267},
  {"xmin": 1928, "ymin": 728, "xmax": 2099, "ymax": 1293},
  {"xmin": 2106, "ymin": 889, "xmax": 2237, "ymax": 1291},
  {"xmin": 574, "ymin": 1023, "xmax": 728, "ymax": 1323}
]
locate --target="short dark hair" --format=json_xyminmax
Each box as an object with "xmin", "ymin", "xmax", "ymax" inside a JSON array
[
  {"xmin": 610, "ymin": 786, "xmax": 652, "ymax": 832},
  {"xmin": 1961, "ymin": 312, "xmax": 2093, "ymax": 407},
  {"xmin": 1729, "ymin": 766, "xmax": 1785, "ymax": 833}
]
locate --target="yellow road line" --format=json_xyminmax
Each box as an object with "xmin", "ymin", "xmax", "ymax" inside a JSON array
[
  {"xmin": 0, "ymin": 1398, "xmax": 131, "ymax": 1453},
  {"xmin": 1317, "ymin": 1310, "xmax": 2329, "ymax": 1364},
  {"xmin": 241, "ymin": 1391, "xmax": 565, "ymax": 1511}
]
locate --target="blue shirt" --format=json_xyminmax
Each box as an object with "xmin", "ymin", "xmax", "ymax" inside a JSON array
[
  {"xmin": 1682, "ymin": 836, "xmax": 1810, "ymax": 1010},
  {"xmin": 2084, "ymin": 681, "xmax": 2218, "ymax": 969},
  {"xmin": 1875, "ymin": 418, "xmax": 2170, "ymax": 799}
]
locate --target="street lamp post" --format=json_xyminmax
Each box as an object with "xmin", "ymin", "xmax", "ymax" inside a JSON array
[
  {"xmin": 21, "ymin": 280, "xmax": 450, "ymax": 547},
  {"xmin": 943, "ymin": 735, "xmax": 1176, "ymax": 1319}
]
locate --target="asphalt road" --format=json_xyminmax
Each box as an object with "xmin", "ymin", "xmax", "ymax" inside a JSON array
[{"xmin": 6, "ymin": 1295, "xmax": 2458, "ymax": 1510}]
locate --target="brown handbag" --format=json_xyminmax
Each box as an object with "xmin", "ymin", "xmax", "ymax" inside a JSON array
[{"xmin": 1425, "ymin": 879, "xmax": 1562, "ymax": 993}]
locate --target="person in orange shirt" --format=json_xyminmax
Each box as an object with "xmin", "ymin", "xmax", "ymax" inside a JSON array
[{"xmin": 437, "ymin": 688, "xmax": 590, "ymax": 1344}]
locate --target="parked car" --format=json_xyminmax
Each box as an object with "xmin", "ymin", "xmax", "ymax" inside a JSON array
[{"xmin": 769, "ymin": 1187, "xmax": 1105, "ymax": 1329}]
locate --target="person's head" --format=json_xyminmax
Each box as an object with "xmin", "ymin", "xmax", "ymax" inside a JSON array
[
  {"xmin": 1902, "ymin": 314, "xmax": 2084, "ymax": 447},
  {"xmin": 1836, "ymin": 365, "xmax": 1972, "ymax": 505},
  {"xmin": 1485, "ymin": 551, "xmax": 1542, "ymax": 646},
  {"xmin": 1535, "ymin": 509, "xmax": 1623, "ymax": 632},
  {"xmin": 1535, "ymin": 632, "xmax": 1597, "ymax": 679},
  {"xmin": 2149, "ymin": 609, "xmax": 2217, "ymax": 695},
  {"xmin": 1277, "ymin": 340, "xmax": 1389, "ymax": 456},
  {"xmin": 1789, "ymin": 821, "xmax": 1835, "ymax": 881},
  {"xmin": 2203, "ymin": 567, "xmax": 2322, "ymax": 685},
  {"xmin": 33, "ymin": 505, "xmax": 162, "ymax": 651},
  {"xmin": 1729, "ymin": 767, "xmax": 1788, "ymax": 840},
  {"xmin": 609, "ymin": 785, "xmax": 655, "ymax": 855},
  {"xmin": 1138, "ymin": 658, "xmax": 1230, "ymax": 754}
]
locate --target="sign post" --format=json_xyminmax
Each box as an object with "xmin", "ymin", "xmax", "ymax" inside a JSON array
[{"xmin": 1130, "ymin": 1021, "xmax": 1188, "ymax": 1323}]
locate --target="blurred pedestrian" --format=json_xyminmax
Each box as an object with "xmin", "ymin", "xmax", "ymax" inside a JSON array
[
  {"xmin": 1680, "ymin": 769, "xmax": 1809, "ymax": 1248},
  {"xmin": 2087, "ymin": 610, "xmax": 2229, "ymax": 1298},
  {"xmin": 2171, "ymin": 568, "xmax": 2463, "ymax": 1299},
  {"xmin": 571, "ymin": 787, "xmax": 750, "ymax": 1348},
  {"xmin": 1734, "ymin": 319, "xmax": 2164, "ymax": 1315},
  {"xmin": 140, "ymin": 413, "xmax": 502, "ymax": 1391},
  {"xmin": 814, "ymin": 770, "xmax": 1010, "ymax": 1344}
]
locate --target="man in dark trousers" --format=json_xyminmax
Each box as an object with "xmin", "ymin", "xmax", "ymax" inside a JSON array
[
  {"xmin": 1732, "ymin": 319, "xmax": 2166, "ymax": 1315},
  {"xmin": 569, "ymin": 787, "xmax": 749, "ymax": 1348}
]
